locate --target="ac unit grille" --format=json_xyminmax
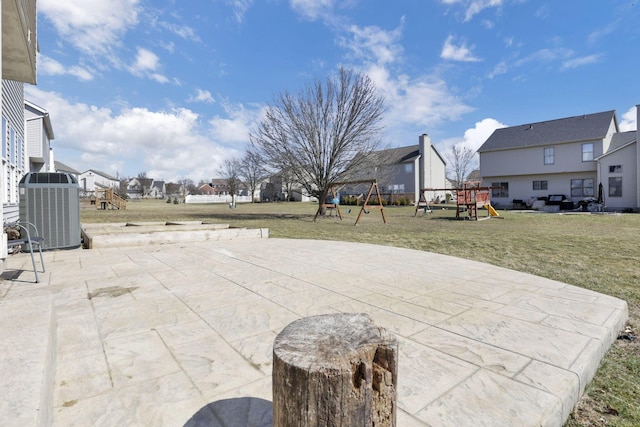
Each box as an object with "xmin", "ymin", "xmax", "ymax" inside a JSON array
[{"xmin": 19, "ymin": 173, "xmax": 81, "ymax": 250}]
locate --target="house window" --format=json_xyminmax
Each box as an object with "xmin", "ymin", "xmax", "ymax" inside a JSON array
[
  {"xmin": 404, "ymin": 164, "xmax": 413, "ymax": 173},
  {"xmin": 609, "ymin": 177, "xmax": 622, "ymax": 197},
  {"xmin": 582, "ymin": 143, "xmax": 594, "ymax": 162},
  {"xmin": 533, "ymin": 180, "xmax": 548, "ymax": 190},
  {"xmin": 571, "ymin": 178, "xmax": 594, "ymax": 197},
  {"xmin": 544, "ymin": 147, "xmax": 554, "ymax": 165},
  {"xmin": 491, "ymin": 182, "xmax": 509, "ymax": 198},
  {"xmin": 609, "ymin": 165, "xmax": 622, "ymax": 173}
]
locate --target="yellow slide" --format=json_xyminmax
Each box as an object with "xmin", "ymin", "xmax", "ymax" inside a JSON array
[{"xmin": 485, "ymin": 204, "xmax": 500, "ymax": 217}]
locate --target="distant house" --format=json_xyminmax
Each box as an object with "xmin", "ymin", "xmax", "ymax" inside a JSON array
[
  {"xmin": 478, "ymin": 107, "xmax": 639, "ymax": 211},
  {"xmin": 198, "ymin": 183, "xmax": 216, "ymax": 195},
  {"xmin": 126, "ymin": 177, "xmax": 153, "ymax": 199},
  {"xmin": 345, "ymin": 134, "xmax": 447, "ymax": 203},
  {"xmin": 166, "ymin": 182, "xmax": 185, "ymax": 197},
  {"xmin": 210, "ymin": 179, "xmax": 230, "ymax": 195},
  {"xmin": 148, "ymin": 180, "xmax": 165, "ymax": 198},
  {"xmin": 55, "ymin": 161, "xmax": 80, "ymax": 181},
  {"xmin": 79, "ymin": 169, "xmax": 120, "ymax": 197},
  {"xmin": 25, "ymin": 100, "xmax": 54, "ymax": 173}
]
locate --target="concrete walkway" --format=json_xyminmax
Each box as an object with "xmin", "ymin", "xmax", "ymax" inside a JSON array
[{"xmin": 0, "ymin": 238, "xmax": 628, "ymax": 426}]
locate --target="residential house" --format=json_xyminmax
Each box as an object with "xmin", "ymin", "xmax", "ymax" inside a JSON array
[
  {"xmin": 54, "ymin": 160, "xmax": 80, "ymax": 181},
  {"xmin": 166, "ymin": 182, "xmax": 186, "ymax": 198},
  {"xmin": 478, "ymin": 107, "xmax": 639, "ymax": 211},
  {"xmin": 198, "ymin": 183, "xmax": 216, "ymax": 195},
  {"xmin": 25, "ymin": 100, "xmax": 54, "ymax": 173},
  {"xmin": 79, "ymin": 169, "xmax": 119, "ymax": 197},
  {"xmin": 148, "ymin": 180, "xmax": 166, "ymax": 198},
  {"xmin": 126, "ymin": 177, "xmax": 153, "ymax": 199},
  {"xmin": 210, "ymin": 178, "xmax": 230, "ymax": 195},
  {"xmin": 345, "ymin": 134, "xmax": 447, "ymax": 203},
  {"xmin": 2, "ymin": 80, "xmax": 26, "ymax": 223},
  {"xmin": 2, "ymin": 0, "xmax": 39, "ymax": 266}
]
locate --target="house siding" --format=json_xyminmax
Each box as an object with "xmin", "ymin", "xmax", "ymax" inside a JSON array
[
  {"xmin": 482, "ymin": 172, "xmax": 597, "ymax": 207},
  {"xmin": 598, "ymin": 144, "xmax": 637, "ymax": 210},
  {"xmin": 2, "ymin": 80, "xmax": 25, "ymax": 222},
  {"xmin": 480, "ymin": 138, "xmax": 602, "ymax": 178}
]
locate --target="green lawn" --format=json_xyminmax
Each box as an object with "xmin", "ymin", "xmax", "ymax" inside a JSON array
[{"xmin": 82, "ymin": 199, "xmax": 640, "ymax": 426}]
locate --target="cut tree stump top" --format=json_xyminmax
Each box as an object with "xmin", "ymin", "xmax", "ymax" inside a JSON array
[{"xmin": 273, "ymin": 313, "xmax": 397, "ymax": 373}]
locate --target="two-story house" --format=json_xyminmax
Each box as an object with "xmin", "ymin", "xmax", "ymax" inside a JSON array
[
  {"xmin": 1, "ymin": 0, "xmax": 39, "ymax": 266},
  {"xmin": 78, "ymin": 169, "xmax": 120, "ymax": 197},
  {"xmin": 344, "ymin": 134, "xmax": 448, "ymax": 203},
  {"xmin": 25, "ymin": 99, "xmax": 54, "ymax": 173},
  {"xmin": 477, "ymin": 109, "xmax": 640, "ymax": 211}
]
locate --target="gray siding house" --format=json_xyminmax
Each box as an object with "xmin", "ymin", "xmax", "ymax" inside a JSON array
[
  {"xmin": 1, "ymin": 80, "xmax": 26, "ymax": 223},
  {"xmin": 25, "ymin": 99, "xmax": 54, "ymax": 173},
  {"xmin": 478, "ymin": 107, "xmax": 640, "ymax": 211},
  {"xmin": 1, "ymin": 0, "xmax": 39, "ymax": 268},
  {"xmin": 345, "ymin": 134, "xmax": 448, "ymax": 202}
]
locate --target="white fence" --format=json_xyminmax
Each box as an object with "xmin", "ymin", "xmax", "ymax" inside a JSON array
[{"xmin": 185, "ymin": 195, "xmax": 253, "ymax": 204}]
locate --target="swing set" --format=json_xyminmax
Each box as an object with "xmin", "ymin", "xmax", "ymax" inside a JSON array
[{"xmin": 313, "ymin": 179, "xmax": 387, "ymax": 226}]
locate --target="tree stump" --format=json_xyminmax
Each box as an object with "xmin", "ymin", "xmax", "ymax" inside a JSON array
[{"xmin": 272, "ymin": 313, "xmax": 398, "ymax": 426}]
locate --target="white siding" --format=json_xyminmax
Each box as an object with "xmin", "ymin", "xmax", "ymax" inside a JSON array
[
  {"xmin": 480, "ymin": 139, "xmax": 600, "ymax": 178},
  {"xmin": 482, "ymin": 171, "xmax": 598, "ymax": 207},
  {"xmin": 2, "ymin": 80, "xmax": 25, "ymax": 221},
  {"xmin": 598, "ymin": 144, "xmax": 637, "ymax": 210}
]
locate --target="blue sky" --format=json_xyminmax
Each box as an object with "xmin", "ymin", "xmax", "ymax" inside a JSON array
[{"xmin": 26, "ymin": 0, "xmax": 639, "ymax": 183}]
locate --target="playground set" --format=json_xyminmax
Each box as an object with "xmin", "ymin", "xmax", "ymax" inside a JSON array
[
  {"xmin": 313, "ymin": 179, "xmax": 387, "ymax": 226},
  {"xmin": 414, "ymin": 184, "xmax": 501, "ymax": 220}
]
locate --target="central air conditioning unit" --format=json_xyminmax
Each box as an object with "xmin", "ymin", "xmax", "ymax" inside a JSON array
[{"xmin": 19, "ymin": 172, "xmax": 81, "ymax": 250}]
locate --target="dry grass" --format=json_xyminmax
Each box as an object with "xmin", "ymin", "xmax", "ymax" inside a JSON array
[{"xmin": 82, "ymin": 199, "xmax": 640, "ymax": 426}]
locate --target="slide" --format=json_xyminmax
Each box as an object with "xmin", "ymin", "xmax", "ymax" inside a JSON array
[{"xmin": 485, "ymin": 204, "xmax": 500, "ymax": 217}]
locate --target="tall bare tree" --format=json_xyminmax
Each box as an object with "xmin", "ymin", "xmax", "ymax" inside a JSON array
[
  {"xmin": 238, "ymin": 150, "xmax": 268, "ymax": 202},
  {"xmin": 250, "ymin": 67, "xmax": 385, "ymax": 207},
  {"xmin": 219, "ymin": 158, "xmax": 243, "ymax": 207},
  {"xmin": 446, "ymin": 143, "xmax": 476, "ymax": 188}
]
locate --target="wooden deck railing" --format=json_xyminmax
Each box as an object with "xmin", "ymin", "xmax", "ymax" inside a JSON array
[{"xmin": 97, "ymin": 188, "xmax": 127, "ymax": 210}]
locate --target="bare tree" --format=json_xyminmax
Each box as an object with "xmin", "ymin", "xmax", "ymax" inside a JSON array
[
  {"xmin": 446, "ymin": 143, "xmax": 476, "ymax": 188},
  {"xmin": 250, "ymin": 67, "xmax": 385, "ymax": 208},
  {"xmin": 238, "ymin": 150, "xmax": 268, "ymax": 202},
  {"xmin": 219, "ymin": 158, "xmax": 243, "ymax": 207}
]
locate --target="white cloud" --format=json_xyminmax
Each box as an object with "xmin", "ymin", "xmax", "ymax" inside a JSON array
[
  {"xmin": 209, "ymin": 102, "xmax": 264, "ymax": 144},
  {"xmin": 39, "ymin": 0, "xmax": 141, "ymax": 55},
  {"xmin": 365, "ymin": 64, "xmax": 474, "ymax": 130},
  {"xmin": 290, "ymin": 0, "xmax": 335, "ymax": 21},
  {"xmin": 461, "ymin": 117, "xmax": 506, "ymax": 151},
  {"xmin": 438, "ymin": 117, "xmax": 507, "ymax": 171},
  {"xmin": 129, "ymin": 48, "xmax": 169, "ymax": 83},
  {"xmin": 227, "ymin": 0, "xmax": 255, "ymax": 23},
  {"xmin": 38, "ymin": 54, "xmax": 94, "ymax": 81},
  {"xmin": 337, "ymin": 20, "xmax": 474, "ymax": 141},
  {"xmin": 339, "ymin": 22, "xmax": 404, "ymax": 65},
  {"xmin": 189, "ymin": 89, "xmax": 216, "ymax": 104},
  {"xmin": 440, "ymin": 0, "xmax": 503, "ymax": 22},
  {"xmin": 441, "ymin": 35, "xmax": 482, "ymax": 62},
  {"xmin": 156, "ymin": 21, "xmax": 201, "ymax": 42},
  {"xmin": 619, "ymin": 106, "xmax": 637, "ymax": 132},
  {"xmin": 25, "ymin": 86, "xmax": 241, "ymax": 182},
  {"xmin": 132, "ymin": 48, "xmax": 160, "ymax": 73},
  {"xmin": 561, "ymin": 54, "xmax": 603, "ymax": 70}
]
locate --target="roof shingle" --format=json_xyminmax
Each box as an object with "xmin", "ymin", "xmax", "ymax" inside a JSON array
[{"xmin": 478, "ymin": 110, "xmax": 617, "ymax": 152}]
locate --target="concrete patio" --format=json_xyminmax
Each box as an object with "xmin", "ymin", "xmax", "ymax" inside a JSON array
[{"xmin": 0, "ymin": 235, "xmax": 628, "ymax": 426}]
